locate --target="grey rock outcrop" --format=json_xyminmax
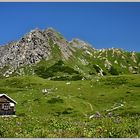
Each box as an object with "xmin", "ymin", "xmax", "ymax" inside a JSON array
[{"xmin": 0, "ymin": 28, "xmax": 73, "ymax": 70}]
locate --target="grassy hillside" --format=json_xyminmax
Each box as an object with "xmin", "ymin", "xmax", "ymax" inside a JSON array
[{"xmin": 0, "ymin": 74, "xmax": 140, "ymax": 137}]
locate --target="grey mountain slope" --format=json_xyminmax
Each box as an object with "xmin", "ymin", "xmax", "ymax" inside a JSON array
[{"xmin": 0, "ymin": 27, "xmax": 140, "ymax": 79}]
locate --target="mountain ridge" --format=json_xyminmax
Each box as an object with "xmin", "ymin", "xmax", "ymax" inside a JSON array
[{"xmin": 0, "ymin": 27, "xmax": 140, "ymax": 79}]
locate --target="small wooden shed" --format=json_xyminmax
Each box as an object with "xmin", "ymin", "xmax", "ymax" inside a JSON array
[{"xmin": 0, "ymin": 94, "xmax": 17, "ymax": 115}]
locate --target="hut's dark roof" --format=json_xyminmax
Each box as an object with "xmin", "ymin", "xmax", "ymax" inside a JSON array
[{"xmin": 0, "ymin": 94, "xmax": 17, "ymax": 104}]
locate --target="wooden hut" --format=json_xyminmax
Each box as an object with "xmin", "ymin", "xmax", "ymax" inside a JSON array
[{"xmin": 0, "ymin": 94, "xmax": 17, "ymax": 115}]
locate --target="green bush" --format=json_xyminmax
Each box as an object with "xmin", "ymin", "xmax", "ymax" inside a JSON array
[
  {"xmin": 109, "ymin": 66, "xmax": 119, "ymax": 75},
  {"xmin": 35, "ymin": 60, "xmax": 81, "ymax": 79},
  {"xmin": 52, "ymin": 75, "xmax": 83, "ymax": 81},
  {"xmin": 47, "ymin": 97, "xmax": 64, "ymax": 104}
]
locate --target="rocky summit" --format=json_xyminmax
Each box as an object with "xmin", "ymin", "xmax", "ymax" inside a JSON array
[{"xmin": 0, "ymin": 27, "xmax": 140, "ymax": 79}]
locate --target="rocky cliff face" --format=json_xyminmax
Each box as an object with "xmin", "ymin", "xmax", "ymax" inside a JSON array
[
  {"xmin": 0, "ymin": 27, "xmax": 140, "ymax": 79},
  {"xmin": 0, "ymin": 28, "xmax": 73, "ymax": 69}
]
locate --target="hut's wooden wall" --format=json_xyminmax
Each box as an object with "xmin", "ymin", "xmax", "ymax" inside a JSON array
[{"xmin": 0, "ymin": 96, "xmax": 16, "ymax": 115}]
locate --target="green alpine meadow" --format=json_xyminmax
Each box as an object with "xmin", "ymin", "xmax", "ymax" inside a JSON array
[{"xmin": 0, "ymin": 28, "xmax": 140, "ymax": 138}]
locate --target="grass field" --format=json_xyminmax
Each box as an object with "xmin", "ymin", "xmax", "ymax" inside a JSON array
[{"xmin": 0, "ymin": 74, "xmax": 140, "ymax": 137}]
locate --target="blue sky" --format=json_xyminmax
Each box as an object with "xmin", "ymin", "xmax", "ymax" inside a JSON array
[{"xmin": 0, "ymin": 2, "xmax": 140, "ymax": 52}]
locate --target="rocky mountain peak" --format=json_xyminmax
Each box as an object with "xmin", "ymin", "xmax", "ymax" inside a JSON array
[
  {"xmin": 69, "ymin": 38, "xmax": 94, "ymax": 50},
  {"xmin": 0, "ymin": 27, "xmax": 73, "ymax": 70}
]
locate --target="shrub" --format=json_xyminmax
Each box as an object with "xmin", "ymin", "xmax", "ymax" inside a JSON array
[
  {"xmin": 109, "ymin": 66, "xmax": 119, "ymax": 75},
  {"xmin": 35, "ymin": 60, "xmax": 80, "ymax": 79},
  {"xmin": 47, "ymin": 97, "xmax": 64, "ymax": 104},
  {"xmin": 62, "ymin": 107, "xmax": 73, "ymax": 114}
]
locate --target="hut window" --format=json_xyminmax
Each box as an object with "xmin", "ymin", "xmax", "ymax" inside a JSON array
[
  {"xmin": 10, "ymin": 103, "xmax": 15, "ymax": 107},
  {"xmin": 2, "ymin": 103, "xmax": 10, "ymax": 110}
]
